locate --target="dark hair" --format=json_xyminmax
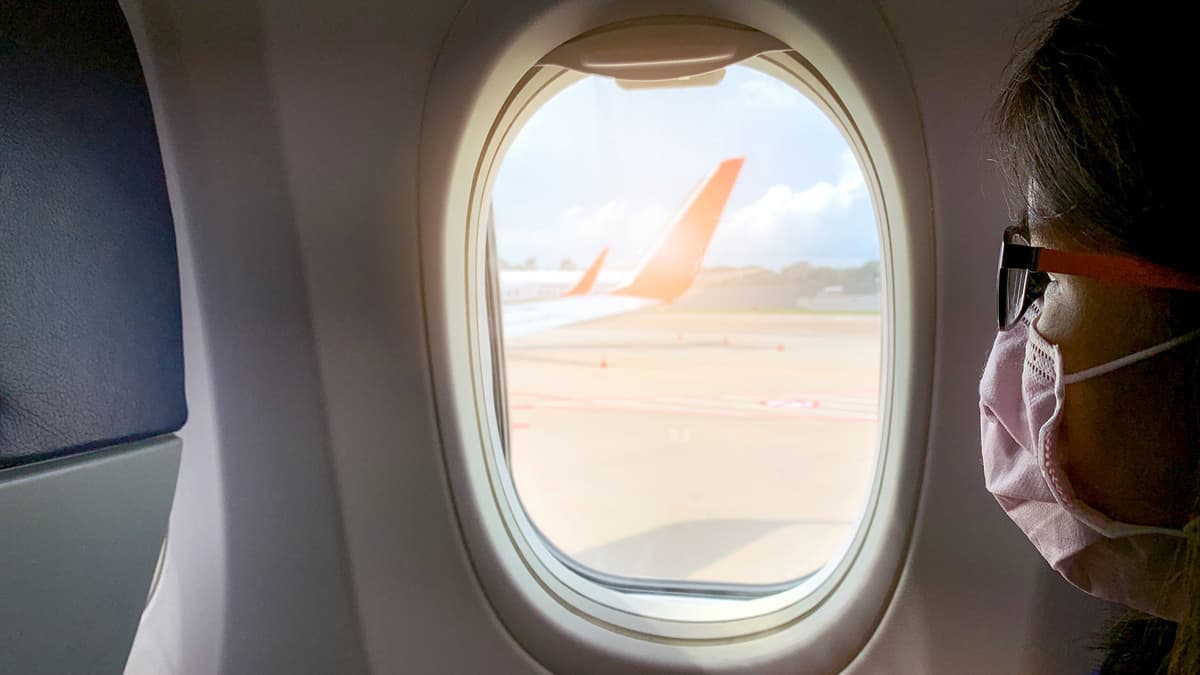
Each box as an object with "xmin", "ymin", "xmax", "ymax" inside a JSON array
[
  {"xmin": 994, "ymin": 2, "xmax": 1200, "ymax": 673},
  {"xmin": 994, "ymin": 1, "xmax": 1192, "ymax": 274},
  {"xmin": 1093, "ymin": 615, "xmax": 1175, "ymax": 674}
]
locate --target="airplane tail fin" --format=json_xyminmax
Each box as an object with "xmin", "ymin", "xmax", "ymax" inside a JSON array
[
  {"xmin": 564, "ymin": 247, "xmax": 609, "ymax": 296},
  {"xmin": 614, "ymin": 157, "xmax": 744, "ymax": 302}
]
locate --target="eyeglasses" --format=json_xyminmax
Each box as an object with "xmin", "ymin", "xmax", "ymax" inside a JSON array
[{"xmin": 997, "ymin": 224, "xmax": 1200, "ymax": 330}]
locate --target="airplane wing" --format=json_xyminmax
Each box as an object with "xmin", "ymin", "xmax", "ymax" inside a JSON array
[{"xmin": 502, "ymin": 157, "xmax": 744, "ymax": 338}]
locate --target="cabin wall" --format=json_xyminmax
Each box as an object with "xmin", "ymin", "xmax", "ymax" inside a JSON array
[{"xmin": 123, "ymin": 1, "xmax": 1113, "ymax": 673}]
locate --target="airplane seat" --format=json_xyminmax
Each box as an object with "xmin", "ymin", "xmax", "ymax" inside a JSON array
[{"xmin": 1, "ymin": 2, "xmax": 186, "ymax": 672}]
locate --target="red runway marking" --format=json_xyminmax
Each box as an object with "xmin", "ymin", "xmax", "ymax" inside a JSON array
[
  {"xmin": 760, "ymin": 399, "xmax": 819, "ymax": 410},
  {"xmin": 719, "ymin": 391, "xmax": 879, "ymax": 401}
]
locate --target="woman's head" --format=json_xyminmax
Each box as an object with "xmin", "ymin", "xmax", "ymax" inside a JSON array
[
  {"xmin": 988, "ymin": 1, "xmax": 1200, "ymax": 670},
  {"xmin": 993, "ymin": 0, "xmax": 1200, "ymax": 529}
]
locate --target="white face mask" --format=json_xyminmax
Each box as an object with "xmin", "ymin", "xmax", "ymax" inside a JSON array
[{"xmin": 979, "ymin": 303, "xmax": 1200, "ymax": 620}]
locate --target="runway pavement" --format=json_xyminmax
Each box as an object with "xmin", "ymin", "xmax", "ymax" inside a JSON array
[{"xmin": 504, "ymin": 308, "xmax": 883, "ymax": 587}]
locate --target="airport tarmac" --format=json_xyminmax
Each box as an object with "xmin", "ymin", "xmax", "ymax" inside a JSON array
[{"xmin": 504, "ymin": 309, "xmax": 882, "ymax": 587}]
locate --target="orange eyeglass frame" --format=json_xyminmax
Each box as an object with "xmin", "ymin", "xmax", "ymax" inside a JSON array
[{"xmin": 997, "ymin": 225, "xmax": 1200, "ymax": 329}]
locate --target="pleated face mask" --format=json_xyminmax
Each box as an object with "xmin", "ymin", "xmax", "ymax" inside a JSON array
[{"xmin": 980, "ymin": 302, "xmax": 1200, "ymax": 620}]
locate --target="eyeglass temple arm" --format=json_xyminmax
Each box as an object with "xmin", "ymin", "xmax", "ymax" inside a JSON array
[{"xmin": 1034, "ymin": 247, "xmax": 1200, "ymax": 292}]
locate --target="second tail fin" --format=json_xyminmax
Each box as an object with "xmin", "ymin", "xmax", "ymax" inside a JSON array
[{"xmin": 564, "ymin": 247, "xmax": 609, "ymax": 296}]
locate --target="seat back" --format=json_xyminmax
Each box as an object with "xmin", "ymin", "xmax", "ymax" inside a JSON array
[{"xmin": 1, "ymin": 2, "xmax": 186, "ymax": 671}]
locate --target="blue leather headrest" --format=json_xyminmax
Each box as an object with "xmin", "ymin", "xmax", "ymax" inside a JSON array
[{"xmin": 1, "ymin": 1, "xmax": 187, "ymax": 470}]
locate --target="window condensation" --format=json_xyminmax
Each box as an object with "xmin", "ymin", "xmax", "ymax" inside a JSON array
[{"xmin": 490, "ymin": 64, "xmax": 881, "ymax": 592}]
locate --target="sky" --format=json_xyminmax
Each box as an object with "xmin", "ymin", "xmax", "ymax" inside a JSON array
[{"xmin": 491, "ymin": 64, "xmax": 880, "ymax": 272}]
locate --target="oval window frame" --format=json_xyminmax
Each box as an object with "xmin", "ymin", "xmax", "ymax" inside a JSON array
[{"xmin": 419, "ymin": 1, "xmax": 933, "ymax": 669}]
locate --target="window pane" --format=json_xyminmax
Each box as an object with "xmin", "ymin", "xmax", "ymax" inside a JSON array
[{"xmin": 492, "ymin": 64, "xmax": 881, "ymax": 588}]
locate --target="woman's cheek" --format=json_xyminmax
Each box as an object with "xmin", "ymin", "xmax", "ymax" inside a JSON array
[{"xmin": 1034, "ymin": 281, "xmax": 1081, "ymax": 345}]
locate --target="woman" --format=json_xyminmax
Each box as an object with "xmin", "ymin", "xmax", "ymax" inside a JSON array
[{"xmin": 981, "ymin": 2, "xmax": 1200, "ymax": 672}]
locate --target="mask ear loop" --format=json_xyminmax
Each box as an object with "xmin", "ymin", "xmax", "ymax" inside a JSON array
[
  {"xmin": 1063, "ymin": 327, "xmax": 1200, "ymax": 385},
  {"xmin": 1185, "ymin": 517, "xmax": 1200, "ymax": 540}
]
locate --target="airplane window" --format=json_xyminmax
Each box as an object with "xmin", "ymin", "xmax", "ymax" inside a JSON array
[{"xmin": 490, "ymin": 64, "xmax": 881, "ymax": 593}]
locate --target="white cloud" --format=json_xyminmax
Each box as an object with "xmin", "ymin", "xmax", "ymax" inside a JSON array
[
  {"xmin": 499, "ymin": 152, "xmax": 876, "ymax": 272},
  {"xmin": 706, "ymin": 151, "xmax": 875, "ymax": 269},
  {"xmin": 727, "ymin": 152, "xmax": 865, "ymax": 233}
]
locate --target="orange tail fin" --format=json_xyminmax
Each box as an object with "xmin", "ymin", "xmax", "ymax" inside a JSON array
[
  {"xmin": 564, "ymin": 247, "xmax": 609, "ymax": 296},
  {"xmin": 614, "ymin": 157, "xmax": 744, "ymax": 302}
]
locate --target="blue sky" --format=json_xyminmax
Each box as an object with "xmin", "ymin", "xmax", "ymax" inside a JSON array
[{"xmin": 492, "ymin": 65, "xmax": 879, "ymax": 272}]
